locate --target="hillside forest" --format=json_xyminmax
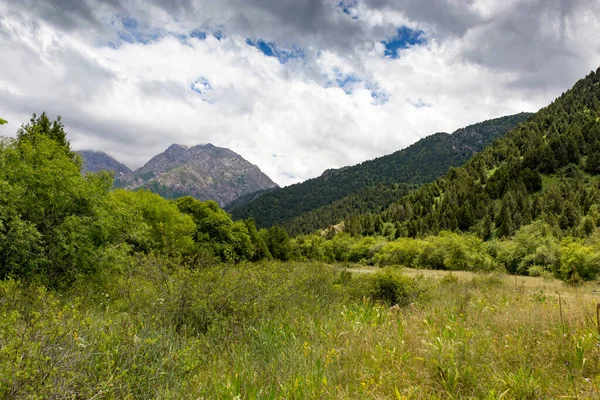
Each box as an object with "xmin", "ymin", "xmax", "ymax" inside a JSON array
[
  {"xmin": 230, "ymin": 113, "xmax": 531, "ymax": 231},
  {"xmin": 2, "ymin": 68, "xmax": 600, "ymax": 398}
]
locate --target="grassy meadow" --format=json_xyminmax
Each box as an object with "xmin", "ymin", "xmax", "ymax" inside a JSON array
[{"xmin": 3, "ymin": 260, "xmax": 600, "ymax": 399}]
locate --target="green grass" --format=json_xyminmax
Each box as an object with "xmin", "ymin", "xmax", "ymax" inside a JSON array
[{"xmin": 2, "ymin": 261, "xmax": 600, "ymax": 398}]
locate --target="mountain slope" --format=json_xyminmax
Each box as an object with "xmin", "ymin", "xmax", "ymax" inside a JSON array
[
  {"xmin": 352, "ymin": 67, "xmax": 600, "ymax": 244},
  {"xmin": 280, "ymin": 183, "xmax": 416, "ymax": 236},
  {"xmin": 231, "ymin": 112, "xmax": 532, "ymax": 228},
  {"xmin": 78, "ymin": 150, "xmax": 132, "ymax": 175},
  {"xmin": 115, "ymin": 143, "xmax": 279, "ymax": 207}
]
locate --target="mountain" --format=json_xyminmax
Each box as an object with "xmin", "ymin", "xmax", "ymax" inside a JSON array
[
  {"xmin": 78, "ymin": 150, "xmax": 132, "ymax": 175},
  {"xmin": 230, "ymin": 112, "xmax": 532, "ymax": 228},
  {"xmin": 115, "ymin": 143, "xmax": 279, "ymax": 208},
  {"xmin": 348, "ymin": 67, "xmax": 600, "ymax": 244},
  {"xmin": 280, "ymin": 183, "xmax": 416, "ymax": 236},
  {"xmin": 224, "ymin": 187, "xmax": 278, "ymax": 212}
]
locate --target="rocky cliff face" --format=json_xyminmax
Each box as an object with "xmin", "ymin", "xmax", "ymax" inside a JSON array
[
  {"xmin": 115, "ymin": 144, "xmax": 279, "ymax": 208},
  {"xmin": 78, "ymin": 150, "xmax": 132, "ymax": 175}
]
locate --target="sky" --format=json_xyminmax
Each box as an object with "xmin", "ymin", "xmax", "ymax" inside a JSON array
[{"xmin": 1, "ymin": 0, "xmax": 600, "ymax": 186}]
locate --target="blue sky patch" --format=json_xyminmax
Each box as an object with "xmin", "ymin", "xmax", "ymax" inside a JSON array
[
  {"xmin": 369, "ymin": 83, "xmax": 390, "ymax": 105},
  {"xmin": 324, "ymin": 68, "xmax": 362, "ymax": 94},
  {"xmin": 212, "ymin": 29, "xmax": 226, "ymax": 40},
  {"xmin": 190, "ymin": 30, "xmax": 207, "ymax": 40},
  {"xmin": 122, "ymin": 17, "xmax": 137, "ymax": 30},
  {"xmin": 371, "ymin": 90, "xmax": 390, "ymax": 105},
  {"xmin": 246, "ymin": 39, "xmax": 305, "ymax": 64},
  {"xmin": 336, "ymin": 73, "xmax": 361, "ymax": 94},
  {"xmin": 191, "ymin": 77, "xmax": 212, "ymax": 95},
  {"xmin": 191, "ymin": 28, "xmax": 225, "ymax": 40},
  {"xmin": 338, "ymin": 0, "xmax": 358, "ymax": 19},
  {"xmin": 247, "ymin": 39, "xmax": 275, "ymax": 57},
  {"xmin": 383, "ymin": 26, "xmax": 426, "ymax": 58},
  {"xmin": 104, "ymin": 16, "xmax": 165, "ymax": 48}
]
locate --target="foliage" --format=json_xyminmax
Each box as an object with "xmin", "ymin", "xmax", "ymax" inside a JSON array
[
  {"xmin": 105, "ymin": 190, "xmax": 196, "ymax": 256},
  {"xmin": 355, "ymin": 268, "xmax": 431, "ymax": 305},
  {"xmin": 558, "ymin": 238, "xmax": 600, "ymax": 282},
  {"xmin": 262, "ymin": 225, "xmax": 292, "ymax": 261},
  {"xmin": 0, "ymin": 115, "xmax": 112, "ymax": 285},
  {"xmin": 175, "ymin": 196, "xmax": 257, "ymax": 262},
  {"xmin": 281, "ymin": 183, "xmax": 415, "ymax": 236}
]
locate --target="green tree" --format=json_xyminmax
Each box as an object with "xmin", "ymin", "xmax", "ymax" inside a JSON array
[
  {"xmin": 263, "ymin": 226, "xmax": 292, "ymax": 261},
  {"xmin": 585, "ymin": 148, "xmax": 600, "ymax": 174},
  {"xmin": 176, "ymin": 196, "xmax": 254, "ymax": 262},
  {"xmin": 497, "ymin": 199, "xmax": 514, "ymax": 238},
  {"xmin": 244, "ymin": 219, "xmax": 272, "ymax": 261},
  {"xmin": 106, "ymin": 190, "xmax": 195, "ymax": 256},
  {"xmin": 0, "ymin": 113, "xmax": 113, "ymax": 285}
]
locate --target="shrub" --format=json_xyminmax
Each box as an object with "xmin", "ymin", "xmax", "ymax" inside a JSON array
[
  {"xmin": 373, "ymin": 238, "xmax": 424, "ymax": 267},
  {"xmin": 353, "ymin": 269, "xmax": 431, "ymax": 306},
  {"xmin": 558, "ymin": 238, "xmax": 600, "ymax": 282},
  {"xmin": 419, "ymin": 232, "xmax": 496, "ymax": 271}
]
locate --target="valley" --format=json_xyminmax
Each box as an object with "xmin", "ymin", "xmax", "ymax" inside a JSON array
[{"xmin": 1, "ymin": 19, "xmax": 600, "ymax": 398}]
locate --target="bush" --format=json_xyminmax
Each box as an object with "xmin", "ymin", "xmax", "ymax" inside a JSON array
[
  {"xmin": 493, "ymin": 221, "xmax": 559, "ymax": 275},
  {"xmin": 352, "ymin": 269, "xmax": 430, "ymax": 306},
  {"xmin": 373, "ymin": 238, "xmax": 424, "ymax": 267},
  {"xmin": 558, "ymin": 238, "xmax": 600, "ymax": 282},
  {"xmin": 348, "ymin": 236, "xmax": 387, "ymax": 264}
]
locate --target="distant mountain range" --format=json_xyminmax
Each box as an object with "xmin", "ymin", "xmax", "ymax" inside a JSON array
[
  {"xmin": 79, "ymin": 150, "xmax": 132, "ymax": 175},
  {"xmin": 78, "ymin": 112, "xmax": 530, "ymax": 222},
  {"xmin": 229, "ymin": 112, "xmax": 532, "ymax": 229},
  {"xmin": 78, "ymin": 144, "xmax": 278, "ymax": 208}
]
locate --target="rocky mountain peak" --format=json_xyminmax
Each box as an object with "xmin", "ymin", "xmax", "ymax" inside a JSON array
[
  {"xmin": 78, "ymin": 150, "xmax": 132, "ymax": 175},
  {"xmin": 164, "ymin": 143, "xmax": 189, "ymax": 158},
  {"xmin": 115, "ymin": 143, "xmax": 278, "ymax": 208}
]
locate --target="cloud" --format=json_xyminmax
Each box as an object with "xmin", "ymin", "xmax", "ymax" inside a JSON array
[
  {"xmin": 0, "ymin": 0, "xmax": 599, "ymax": 186},
  {"xmin": 362, "ymin": 0, "xmax": 482, "ymax": 36}
]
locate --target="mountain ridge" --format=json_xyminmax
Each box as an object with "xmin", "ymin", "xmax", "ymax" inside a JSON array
[
  {"xmin": 230, "ymin": 112, "xmax": 532, "ymax": 228},
  {"xmin": 78, "ymin": 150, "xmax": 132, "ymax": 175},
  {"xmin": 114, "ymin": 143, "xmax": 279, "ymax": 208},
  {"xmin": 346, "ymin": 67, "xmax": 600, "ymax": 245}
]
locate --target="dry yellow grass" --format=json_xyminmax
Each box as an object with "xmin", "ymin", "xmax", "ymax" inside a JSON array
[{"xmin": 347, "ymin": 265, "xmax": 600, "ymax": 305}]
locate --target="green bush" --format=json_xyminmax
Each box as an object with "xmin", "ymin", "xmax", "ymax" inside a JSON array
[
  {"xmin": 558, "ymin": 238, "xmax": 600, "ymax": 282},
  {"xmin": 353, "ymin": 269, "xmax": 430, "ymax": 306},
  {"xmin": 373, "ymin": 238, "xmax": 424, "ymax": 267},
  {"xmin": 493, "ymin": 221, "xmax": 559, "ymax": 275}
]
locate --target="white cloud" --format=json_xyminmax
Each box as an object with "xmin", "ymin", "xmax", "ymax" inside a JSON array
[{"xmin": 1, "ymin": 0, "xmax": 599, "ymax": 186}]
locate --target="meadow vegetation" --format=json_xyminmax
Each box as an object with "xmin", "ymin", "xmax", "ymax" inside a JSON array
[{"xmin": 4, "ymin": 261, "xmax": 600, "ymax": 399}]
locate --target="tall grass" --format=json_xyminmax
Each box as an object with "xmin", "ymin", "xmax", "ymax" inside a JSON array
[{"xmin": 2, "ymin": 261, "xmax": 600, "ymax": 398}]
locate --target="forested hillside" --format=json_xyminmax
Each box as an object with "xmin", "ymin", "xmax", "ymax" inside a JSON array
[
  {"xmin": 231, "ymin": 113, "xmax": 531, "ymax": 228},
  {"xmin": 281, "ymin": 183, "xmax": 416, "ymax": 236},
  {"xmin": 349, "ymin": 68, "xmax": 600, "ymax": 240}
]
